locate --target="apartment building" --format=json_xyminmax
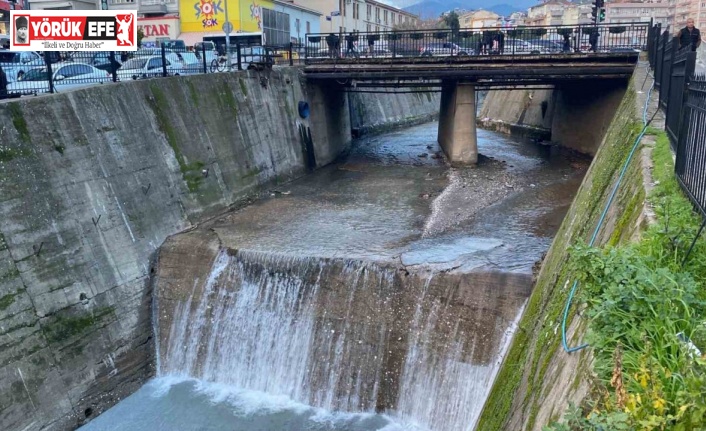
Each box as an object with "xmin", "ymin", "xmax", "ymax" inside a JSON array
[
  {"xmin": 458, "ymin": 10, "xmax": 501, "ymax": 29},
  {"xmin": 606, "ymin": 1, "xmax": 671, "ymax": 27},
  {"xmin": 526, "ymin": 0, "xmax": 573, "ymax": 26},
  {"xmin": 672, "ymin": 0, "xmax": 706, "ymax": 30},
  {"xmin": 307, "ymin": 0, "xmax": 417, "ymax": 34}
]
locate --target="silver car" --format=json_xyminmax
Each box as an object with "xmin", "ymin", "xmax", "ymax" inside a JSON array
[
  {"xmin": 0, "ymin": 50, "xmax": 45, "ymax": 82},
  {"xmin": 420, "ymin": 42, "xmax": 472, "ymax": 57}
]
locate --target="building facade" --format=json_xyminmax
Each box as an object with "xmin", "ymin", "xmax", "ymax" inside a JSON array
[
  {"xmin": 459, "ymin": 10, "xmax": 501, "ymax": 29},
  {"xmin": 272, "ymin": 0, "xmax": 321, "ymax": 45},
  {"xmin": 606, "ymin": 1, "xmax": 671, "ymax": 27},
  {"xmin": 526, "ymin": 0, "xmax": 572, "ymax": 26},
  {"xmin": 1, "ymin": 0, "xmax": 26, "ymax": 36},
  {"xmin": 307, "ymin": 0, "xmax": 417, "ymax": 34}
]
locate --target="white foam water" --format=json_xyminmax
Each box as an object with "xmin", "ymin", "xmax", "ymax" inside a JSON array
[{"xmin": 154, "ymin": 249, "xmax": 526, "ymax": 431}]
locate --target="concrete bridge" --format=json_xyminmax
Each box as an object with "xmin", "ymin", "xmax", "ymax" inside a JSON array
[{"xmin": 302, "ymin": 23, "xmax": 648, "ymax": 164}]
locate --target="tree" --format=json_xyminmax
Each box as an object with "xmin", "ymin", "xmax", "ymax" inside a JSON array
[
  {"xmin": 137, "ymin": 27, "xmax": 145, "ymax": 48},
  {"xmin": 442, "ymin": 11, "xmax": 460, "ymax": 33}
]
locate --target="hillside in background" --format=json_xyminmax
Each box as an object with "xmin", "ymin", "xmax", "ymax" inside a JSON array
[{"xmin": 402, "ymin": 0, "xmax": 537, "ymax": 18}]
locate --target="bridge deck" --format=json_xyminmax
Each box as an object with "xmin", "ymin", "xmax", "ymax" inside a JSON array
[{"xmin": 303, "ymin": 53, "xmax": 640, "ymax": 85}]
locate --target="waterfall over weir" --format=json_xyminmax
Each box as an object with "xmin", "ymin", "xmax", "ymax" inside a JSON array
[{"xmin": 155, "ymin": 246, "xmax": 529, "ymax": 431}]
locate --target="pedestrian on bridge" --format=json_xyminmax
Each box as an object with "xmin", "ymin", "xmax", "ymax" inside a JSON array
[
  {"xmin": 589, "ymin": 29, "xmax": 600, "ymax": 52},
  {"xmin": 326, "ymin": 33, "xmax": 340, "ymax": 59},
  {"xmin": 677, "ymin": 18, "xmax": 701, "ymax": 51},
  {"xmin": 346, "ymin": 32, "xmax": 360, "ymax": 59}
]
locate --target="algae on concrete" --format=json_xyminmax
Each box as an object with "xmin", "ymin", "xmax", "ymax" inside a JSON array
[
  {"xmin": 476, "ymin": 79, "xmax": 646, "ymax": 431},
  {"xmin": 7, "ymin": 104, "xmax": 31, "ymax": 143},
  {"xmin": 42, "ymin": 306, "xmax": 115, "ymax": 344}
]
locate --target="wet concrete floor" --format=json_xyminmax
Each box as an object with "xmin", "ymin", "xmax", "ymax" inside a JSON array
[{"xmin": 209, "ymin": 122, "xmax": 590, "ymax": 274}]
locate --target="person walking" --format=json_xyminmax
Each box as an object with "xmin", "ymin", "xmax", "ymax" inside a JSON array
[
  {"xmin": 562, "ymin": 33, "xmax": 571, "ymax": 52},
  {"xmin": 326, "ymin": 33, "xmax": 338, "ymax": 58},
  {"xmin": 346, "ymin": 32, "xmax": 359, "ymax": 59},
  {"xmin": 677, "ymin": 18, "xmax": 701, "ymax": 51},
  {"xmin": 589, "ymin": 29, "xmax": 599, "ymax": 52}
]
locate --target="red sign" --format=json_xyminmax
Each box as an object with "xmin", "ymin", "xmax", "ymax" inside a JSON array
[
  {"xmin": 139, "ymin": 24, "xmax": 171, "ymax": 37},
  {"xmin": 11, "ymin": 10, "xmax": 138, "ymax": 51}
]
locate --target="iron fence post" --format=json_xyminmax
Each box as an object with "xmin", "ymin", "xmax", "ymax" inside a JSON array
[
  {"xmin": 202, "ymin": 44, "xmax": 208, "ymax": 73},
  {"xmin": 46, "ymin": 53, "xmax": 55, "ymax": 94},
  {"xmin": 161, "ymin": 44, "xmax": 168, "ymax": 77},
  {"xmin": 109, "ymin": 51, "xmax": 118, "ymax": 82},
  {"xmin": 675, "ymin": 51, "xmax": 697, "ymax": 159},
  {"xmin": 237, "ymin": 43, "xmax": 242, "ymax": 71},
  {"xmin": 289, "ymin": 42, "xmax": 294, "ymax": 66}
]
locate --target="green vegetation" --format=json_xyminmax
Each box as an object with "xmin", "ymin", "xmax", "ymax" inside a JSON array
[
  {"xmin": 42, "ymin": 306, "xmax": 114, "ymax": 344},
  {"xmin": 0, "ymin": 290, "xmax": 20, "ymax": 311},
  {"xmin": 239, "ymin": 77, "xmax": 248, "ymax": 97},
  {"xmin": 146, "ymin": 84, "xmax": 205, "ymax": 192},
  {"xmin": 477, "ymin": 87, "xmax": 640, "ymax": 431},
  {"xmin": 544, "ymin": 131, "xmax": 706, "ymax": 430},
  {"xmin": 0, "ymin": 146, "xmax": 32, "ymax": 162},
  {"xmin": 8, "ymin": 104, "xmax": 31, "ymax": 143}
]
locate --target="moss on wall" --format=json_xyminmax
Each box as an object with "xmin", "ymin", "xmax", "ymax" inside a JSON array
[
  {"xmin": 146, "ymin": 83, "xmax": 205, "ymax": 193},
  {"xmin": 476, "ymin": 78, "xmax": 646, "ymax": 431},
  {"xmin": 42, "ymin": 307, "xmax": 115, "ymax": 344}
]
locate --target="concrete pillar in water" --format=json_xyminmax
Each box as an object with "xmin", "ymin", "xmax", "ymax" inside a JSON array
[
  {"xmin": 551, "ymin": 78, "xmax": 628, "ymax": 156},
  {"xmin": 438, "ymin": 80, "xmax": 478, "ymax": 165},
  {"xmin": 307, "ymin": 82, "xmax": 352, "ymax": 167}
]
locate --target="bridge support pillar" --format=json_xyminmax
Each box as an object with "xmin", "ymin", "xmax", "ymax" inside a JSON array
[{"xmin": 438, "ymin": 81, "xmax": 478, "ymax": 165}]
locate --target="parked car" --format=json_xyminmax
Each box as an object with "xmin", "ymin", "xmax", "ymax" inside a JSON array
[
  {"xmin": 420, "ymin": 42, "xmax": 472, "ymax": 57},
  {"xmin": 177, "ymin": 52, "xmax": 208, "ymax": 75},
  {"xmin": 7, "ymin": 62, "xmax": 112, "ymax": 96},
  {"xmin": 0, "ymin": 50, "xmax": 45, "ymax": 82},
  {"xmin": 525, "ymin": 39, "xmax": 563, "ymax": 53},
  {"xmin": 240, "ymin": 46, "xmax": 276, "ymax": 70},
  {"xmin": 116, "ymin": 55, "xmax": 184, "ymax": 80},
  {"xmin": 503, "ymin": 39, "xmax": 548, "ymax": 54},
  {"xmin": 70, "ymin": 51, "xmax": 120, "ymax": 72},
  {"xmin": 194, "ymin": 41, "xmax": 216, "ymax": 53}
]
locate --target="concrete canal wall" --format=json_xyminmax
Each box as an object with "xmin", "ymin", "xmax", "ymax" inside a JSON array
[{"xmin": 0, "ymin": 67, "xmax": 439, "ymax": 431}]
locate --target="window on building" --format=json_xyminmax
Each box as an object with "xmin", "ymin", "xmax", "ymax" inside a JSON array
[
  {"xmin": 384, "ymin": 10, "xmax": 388, "ymax": 24},
  {"xmin": 306, "ymin": 21, "xmax": 310, "ymax": 34},
  {"xmin": 262, "ymin": 8, "xmax": 290, "ymax": 47}
]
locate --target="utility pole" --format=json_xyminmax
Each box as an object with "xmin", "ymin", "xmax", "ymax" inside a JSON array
[{"xmin": 224, "ymin": 0, "xmax": 232, "ymax": 72}]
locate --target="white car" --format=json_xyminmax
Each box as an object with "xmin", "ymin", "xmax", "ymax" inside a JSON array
[
  {"xmin": 116, "ymin": 55, "xmax": 184, "ymax": 80},
  {"xmin": 0, "ymin": 50, "xmax": 45, "ymax": 82},
  {"xmin": 177, "ymin": 52, "xmax": 207, "ymax": 75},
  {"xmin": 7, "ymin": 62, "xmax": 113, "ymax": 95}
]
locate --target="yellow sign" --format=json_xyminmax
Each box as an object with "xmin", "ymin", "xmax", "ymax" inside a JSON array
[{"xmin": 179, "ymin": 0, "xmax": 272, "ymax": 34}]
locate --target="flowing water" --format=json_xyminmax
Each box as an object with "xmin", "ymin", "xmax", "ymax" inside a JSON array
[{"xmin": 80, "ymin": 122, "xmax": 588, "ymax": 431}]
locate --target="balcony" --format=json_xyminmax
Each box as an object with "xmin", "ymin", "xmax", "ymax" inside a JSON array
[{"xmin": 140, "ymin": 0, "xmax": 169, "ymax": 14}]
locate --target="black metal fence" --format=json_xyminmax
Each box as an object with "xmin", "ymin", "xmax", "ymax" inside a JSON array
[
  {"xmin": 675, "ymin": 76, "xmax": 706, "ymax": 216},
  {"xmin": 647, "ymin": 23, "xmax": 705, "ymax": 218},
  {"xmin": 0, "ymin": 43, "xmax": 302, "ymax": 98},
  {"xmin": 304, "ymin": 23, "xmax": 649, "ymax": 63}
]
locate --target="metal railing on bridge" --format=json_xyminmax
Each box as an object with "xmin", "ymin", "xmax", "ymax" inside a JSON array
[
  {"xmin": 304, "ymin": 23, "xmax": 649, "ymax": 63},
  {"xmin": 0, "ymin": 43, "xmax": 303, "ymax": 98},
  {"xmin": 646, "ymin": 23, "xmax": 706, "ymax": 220}
]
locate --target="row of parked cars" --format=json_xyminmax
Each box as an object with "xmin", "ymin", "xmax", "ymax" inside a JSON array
[{"xmin": 0, "ymin": 48, "xmax": 223, "ymax": 96}]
